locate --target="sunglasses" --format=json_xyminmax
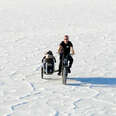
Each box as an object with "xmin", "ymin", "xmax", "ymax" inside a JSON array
[{"xmin": 64, "ymin": 38, "xmax": 69, "ymax": 40}]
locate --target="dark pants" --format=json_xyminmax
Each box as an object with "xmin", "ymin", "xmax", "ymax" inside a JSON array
[{"xmin": 58, "ymin": 54, "xmax": 73, "ymax": 73}]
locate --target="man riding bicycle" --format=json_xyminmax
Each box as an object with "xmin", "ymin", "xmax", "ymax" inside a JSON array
[{"xmin": 58, "ymin": 35, "xmax": 75, "ymax": 76}]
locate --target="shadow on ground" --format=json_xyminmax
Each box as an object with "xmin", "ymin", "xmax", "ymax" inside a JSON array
[{"xmin": 67, "ymin": 77, "xmax": 116, "ymax": 87}]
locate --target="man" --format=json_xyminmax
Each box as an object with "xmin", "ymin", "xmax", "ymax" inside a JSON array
[{"xmin": 58, "ymin": 35, "xmax": 75, "ymax": 75}]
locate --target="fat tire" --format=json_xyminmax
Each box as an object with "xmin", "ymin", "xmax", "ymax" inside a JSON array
[
  {"xmin": 41, "ymin": 67, "xmax": 44, "ymax": 79},
  {"xmin": 62, "ymin": 67, "xmax": 67, "ymax": 85}
]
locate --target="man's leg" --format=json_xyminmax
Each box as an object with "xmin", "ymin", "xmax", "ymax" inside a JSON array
[{"xmin": 68, "ymin": 55, "xmax": 73, "ymax": 73}]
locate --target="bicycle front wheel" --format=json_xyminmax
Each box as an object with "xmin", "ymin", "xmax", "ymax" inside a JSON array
[
  {"xmin": 41, "ymin": 67, "xmax": 44, "ymax": 79},
  {"xmin": 62, "ymin": 67, "xmax": 68, "ymax": 85}
]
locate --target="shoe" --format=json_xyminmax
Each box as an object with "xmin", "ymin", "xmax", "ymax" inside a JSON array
[
  {"xmin": 68, "ymin": 68, "xmax": 71, "ymax": 73},
  {"xmin": 57, "ymin": 72, "xmax": 61, "ymax": 76}
]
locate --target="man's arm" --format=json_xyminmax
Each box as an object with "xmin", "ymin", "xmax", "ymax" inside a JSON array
[
  {"xmin": 42, "ymin": 56, "xmax": 46, "ymax": 62},
  {"xmin": 70, "ymin": 47, "xmax": 75, "ymax": 55},
  {"xmin": 58, "ymin": 45, "xmax": 63, "ymax": 54}
]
